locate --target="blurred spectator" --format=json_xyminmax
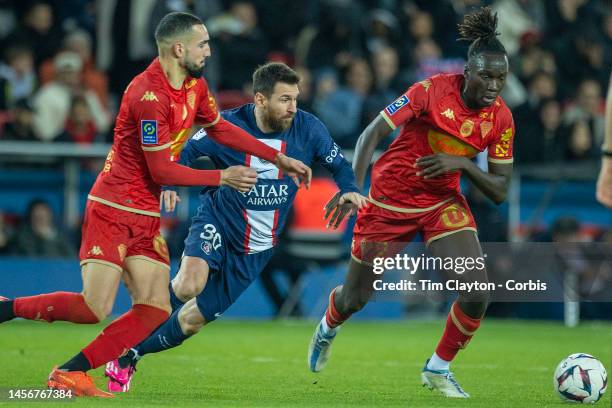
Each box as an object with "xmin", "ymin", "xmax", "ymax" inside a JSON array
[
  {"xmin": 314, "ymin": 58, "xmax": 372, "ymax": 147},
  {"xmin": 0, "ymin": 45, "xmax": 36, "ymax": 108},
  {"xmin": 57, "ymin": 94, "xmax": 100, "ymax": 145},
  {"xmin": 96, "ymin": 0, "xmax": 158, "ymax": 95},
  {"xmin": 407, "ymin": 38, "xmax": 464, "ymax": 84},
  {"xmin": 362, "ymin": 8, "xmax": 401, "ymax": 55},
  {"xmin": 491, "ymin": 0, "xmax": 543, "ymax": 57},
  {"xmin": 10, "ymin": 199, "xmax": 74, "ymax": 257},
  {"xmin": 39, "ymin": 29, "xmax": 109, "ymax": 108},
  {"xmin": 301, "ymin": 2, "xmax": 363, "ymax": 71},
  {"xmin": 562, "ymin": 120, "xmax": 600, "ymax": 162},
  {"xmin": 209, "ymin": 1, "xmax": 269, "ymax": 92},
  {"xmin": 3, "ymin": 98, "xmax": 37, "ymax": 141},
  {"xmin": 295, "ymin": 65, "xmax": 314, "ymax": 113},
  {"xmin": 362, "ymin": 45, "xmax": 402, "ymax": 126},
  {"xmin": 515, "ymin": 98, "xmax": 563, "ymax": 164},
  {"xmin": 513, "ymin": 71, "xmax": 557, "ymax": 135},
  {"xmin": 2, "ymin": 1, "xmax": 63, "ymax": 67},
  {"xmin": 562, "ymin": 78, "xmax": 605, "ymax": 146},
  {"xmin": 252, "ymin": 0, "xmax": 308, "ymax": 53},
  {"xmin": 31, "ymin": 51, "xmax": 110, "ymax": 141}
]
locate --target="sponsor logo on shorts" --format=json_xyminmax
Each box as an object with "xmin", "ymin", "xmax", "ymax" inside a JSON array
[
  {"xmin": 88, "ymin": 245, "xmax": 104, "ymax": 256},
  {"xmin": 153, "ymin": 234, "xmax": 169, "ymax": 262},
  {"xmin": 201, "ymin": 241, "xmax": 212, "ymax": 255},
  {"xmin": 385, "ymin": 95, "xmax": 409, "ymax": 116}
]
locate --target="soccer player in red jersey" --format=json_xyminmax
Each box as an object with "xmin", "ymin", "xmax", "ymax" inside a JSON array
[
  {"xmin": 308, "ymin": 8, "xmax": 514, "ymax": 398},
  {"xmin": 0, "ymin": 12, "xmax": 310, "ymax": 397}
]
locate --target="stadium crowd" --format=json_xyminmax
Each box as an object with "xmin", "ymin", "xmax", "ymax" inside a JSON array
[{"xmin": 0, "ymin": 0, "xmax": 609, "ymax": 262}]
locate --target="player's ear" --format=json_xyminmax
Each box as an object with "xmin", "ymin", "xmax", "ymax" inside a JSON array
[
  {"xmin": 172, "ymin": 41, "xmax": 184, "ymax": 58},
  {"xmin": 254, "ymin": 92, "xmax": 266, "ymax": 106}
]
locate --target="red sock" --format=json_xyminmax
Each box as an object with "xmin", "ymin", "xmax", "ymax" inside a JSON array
[
  {"xmin": 435, "ymin": 302, "xmax": 481, "ymax": 361},
  {"xmin": 82, "ymin": 304, "xmax": 169, "ymax": 369},
  {"xmin": 325, "ymin": 287, "xmax": 351, "ymax": 329},
  {"xmin": 13, "ymin": 292, "xmax": 98, "ymax": 323}
]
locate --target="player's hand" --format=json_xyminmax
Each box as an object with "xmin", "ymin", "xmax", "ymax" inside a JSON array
[
  {"xmin": 324, "ymin": 191, "xmax": 368, "ymax": 229},
  {"xmin": 274, "ymin": 153, "xmax": 312, "ymax": 189},
  {"xmin": 596, "ymin": 157, "xmax": 612, "ymax": 208},
  {"xmin": 220, "ymin": 165, "xmax": 258, "ymax": 192},
  {"xmin": 414, "ymin": 154, "xmax": 469, "ymax": 179},
  {"xmin": 160, "ymin": 189, "xmax": 181, "ymax": 212}
]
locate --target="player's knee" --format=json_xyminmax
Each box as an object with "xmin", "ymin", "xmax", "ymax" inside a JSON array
[
  {"xmin": 458, "ymin": 292, "xmax": 489, "ymax": 318},
  {"xmin": 82, "ymin": 296, "xmax": 112, "ymax": 321},
  {"xmin": 174, "ymin": 260, "xmax": 208, "ymax": 300}
]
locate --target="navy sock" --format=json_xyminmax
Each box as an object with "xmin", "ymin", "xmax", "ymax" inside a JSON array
[
  {"xmin": 59, "ymin": 352, "xmax": 91, "ymax": 372},
  {"xmin": 0, "ymin": 300, "xmax": 15, "ymax": 322},
  {"xmin": 168, "ymin": 282, "xmax": 185, "ymax": 312},
  {"xmin": 133, "ymin": 309, "xmax": 189, "ymax": 357}
]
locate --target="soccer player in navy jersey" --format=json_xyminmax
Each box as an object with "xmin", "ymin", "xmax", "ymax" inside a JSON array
[{"xmin": 104, "ymin": 62, "xmax": 367, "ymax": 392}]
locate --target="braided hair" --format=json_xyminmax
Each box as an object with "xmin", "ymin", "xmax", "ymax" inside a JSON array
[{"xmin": 457, "ymin": 7, "xmax": 506, "ymax": 59}]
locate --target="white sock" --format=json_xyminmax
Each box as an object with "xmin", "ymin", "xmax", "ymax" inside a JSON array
[
  {"xmin": 427, "ymin": 352, "xmax": 450, "ymax": 371},
  {"xmin": 320, "ymin": 316, "xmax": 337, "ymax": 335}
]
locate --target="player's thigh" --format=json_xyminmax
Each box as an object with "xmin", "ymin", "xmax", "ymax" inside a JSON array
[
  {"xmin": 172, "ymin": 256, "xmax": 210, "ymax": 298},
  {"xmin": 81, "ymin": 261, "xmax": 123, "ymax": 319},
  {"xmin": 123, "ymin": 257, "xmax": 171, "ymax": 312},
  {"xmin": 428, "ymin": 230, "xmax": 486, "ymax": 279}
]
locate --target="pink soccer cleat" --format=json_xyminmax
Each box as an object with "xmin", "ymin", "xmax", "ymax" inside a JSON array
[{"xmin": 105, "ymin": 359, "xmax": 136, "ymax": 393}]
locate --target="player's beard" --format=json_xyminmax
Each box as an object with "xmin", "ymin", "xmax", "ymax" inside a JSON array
[
  {"xmin": 263, "ymin": 107, "xmax": 294, "ymax": 132},
  {"xmin": 183, "ymin": 59, "xmax": 204, "ymax": 78}
]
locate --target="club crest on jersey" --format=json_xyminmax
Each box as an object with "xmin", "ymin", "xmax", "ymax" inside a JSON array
[
  {"xmin": 141, "ymin": 120, "xmax": 158, "ymax": 144},
  {"xmin": 385, "ymin": 95, "xmax": 409, "ymax": 116},
  {"xmin": 460, "ymin": 120, "xmax": 474, "ymax": 137}
]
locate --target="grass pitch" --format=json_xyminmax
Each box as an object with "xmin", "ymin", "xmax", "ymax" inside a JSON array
[{"xmin": 0, "ymin": 319, "xmax": 610, "ymax": 407}]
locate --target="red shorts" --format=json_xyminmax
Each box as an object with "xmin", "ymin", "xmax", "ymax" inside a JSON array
[
  {"xmin": 351, "ymin": 196, "xmax": 477, "ymax": 264},
  {"xmin": 79, "ymin": 200, "xmax": 170, "ymax": 270}
]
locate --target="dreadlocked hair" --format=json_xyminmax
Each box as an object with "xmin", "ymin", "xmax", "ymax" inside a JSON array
[{"xmin": 457, "ymin": 6, "xmax": 506, "ymax": 59}]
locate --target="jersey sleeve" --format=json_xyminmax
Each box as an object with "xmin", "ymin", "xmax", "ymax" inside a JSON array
[
  {"xmin": 379, "ymin": 78, "xmax": 433, "ymax": 130},
  {"xmin": 487, "ymin": 108, "xmax": 515, "ymax": 164},
  {"xmin": 177, "ymin": 129, "xmax": 220, "ymax": 167},
  {"xmin": 132, "ymin": 90, "xmax": 173, "ymax": 152},
  {"xmin": 312, "ymin": 118, "xmax": 359, "ymax": 194},
  {"xmin": 194, "ymin": 78, "xmax": 221, "ymax": 128}
]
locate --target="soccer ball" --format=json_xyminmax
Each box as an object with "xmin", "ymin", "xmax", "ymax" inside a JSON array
[{"xmin": 554, "ymin": 353, "xmax": 607, "ymax": 403}]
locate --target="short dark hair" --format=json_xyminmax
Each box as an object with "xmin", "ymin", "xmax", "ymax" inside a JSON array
[
  {"xmin": 252, "ymin": 62, "xmax": 300, "ymax": 97},
  {"xmin": 154, "ymin": 12, "xmax": 203, "ymax": 45},
  {"xmin": 457, "ymin": 7, "xmax": 506, "ymax": 60}
]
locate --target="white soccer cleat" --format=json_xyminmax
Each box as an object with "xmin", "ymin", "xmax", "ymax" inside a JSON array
[
  {"xmin": 421, "ymin": 359, "xmax": 470, "ymax": 398},
  {"xmin": 307, "ymin": 321, "xmax": 337, "ymax": 373}
]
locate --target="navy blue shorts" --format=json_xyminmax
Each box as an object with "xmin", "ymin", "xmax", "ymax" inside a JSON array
[{"xmin": 183, "ymin": 205, "xmax": 274, "ymax": 322}]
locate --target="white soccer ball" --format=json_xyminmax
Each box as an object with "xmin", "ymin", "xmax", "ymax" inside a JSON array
[{"xmin": 554, "ymin": 353, "xmax": 608, "ymax": 403}]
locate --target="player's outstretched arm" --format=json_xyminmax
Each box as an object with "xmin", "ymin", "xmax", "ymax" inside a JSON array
[
  {"xmin": 220, "ymin": 166, "xmax": 258, "ymax": 192},
  {"xmin": 596, "ymin": 77, "xmax": 612, "ymax": 208},
  {"xmin": 144, "ymin": 148, "xmax": 223, "ymax": 187},
  {"xmin": 415, "ymin": 154, "xmax": 511, "ymax": 205},
  {"xmin": 353, "ymin": 115, "xmax": 394, "ymax": 190},
  {"xmin": 206, "ymin": 119, "xmax": 312, "ymax": 187}
]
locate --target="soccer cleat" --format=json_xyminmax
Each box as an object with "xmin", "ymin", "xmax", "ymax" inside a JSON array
[
  {"xmin": 47, "ymin": 366, "xmax": 113, "ymax": 398},
  {"xmin": 308, "ymin": 321, "xmax": 337, "ymax": 373},
  {"xmin": 105, "ymin": 358, "xmax": 137, "ymax": 392},
  {"xmin": 421, "ymin": 359, "xmax": 470, "ymax": 398}
]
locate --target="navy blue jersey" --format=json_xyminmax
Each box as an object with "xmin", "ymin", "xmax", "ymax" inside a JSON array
[{"xmin": 178, "ymin": 104, "xmax": 358, "ymax": 254}]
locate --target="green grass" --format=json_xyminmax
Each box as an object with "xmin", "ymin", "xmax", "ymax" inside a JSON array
[{"xmin": 0, "ymin": 319, "xmax": 610, "ymax": 407}]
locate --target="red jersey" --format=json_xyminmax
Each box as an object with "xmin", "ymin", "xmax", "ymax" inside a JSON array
[
  {"xmin": 371, "ymin": 73, "xmax": 515, "ymax": 211},
  {"xmin": 88, "ymin": 59, "xmax": 221, "ymax": 217}
]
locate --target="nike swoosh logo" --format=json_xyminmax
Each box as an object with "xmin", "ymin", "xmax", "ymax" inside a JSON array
[
  {"xmin": 214, "ymin": 312, "xmax": 223, "ymax": 318},
  {"xmin": 256, "ymin": 169, "xmax": 273, "ymax": 175}
]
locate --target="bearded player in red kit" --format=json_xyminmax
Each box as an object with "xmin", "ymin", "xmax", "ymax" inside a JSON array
[
  {"xmin": 309, "ymin": 7, "xmax": 514, "ymax": 398},
  {"xmin": 0, "ymin": 12, "xmax": 310, "ymax": 397}
]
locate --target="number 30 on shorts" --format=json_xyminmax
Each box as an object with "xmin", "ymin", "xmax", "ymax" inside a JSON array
[{"xmin": 200, "ymin": 223, "xmax": 222, "ymax": 254}]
